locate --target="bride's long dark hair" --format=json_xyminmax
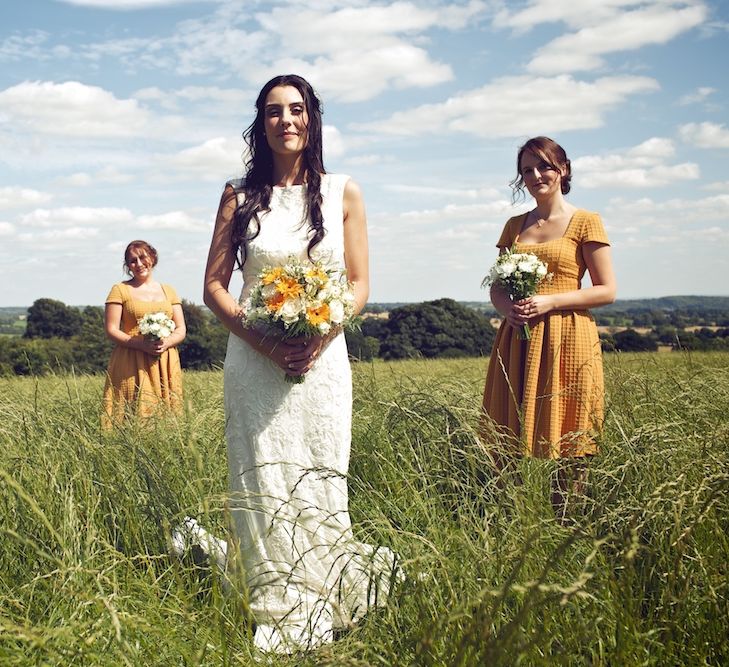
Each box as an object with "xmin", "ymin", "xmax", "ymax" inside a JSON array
[{"xmin": 231, "ymin": 74, "xmax": 326, "ymax": 270}]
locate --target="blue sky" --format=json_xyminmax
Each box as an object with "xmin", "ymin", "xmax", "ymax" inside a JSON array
[{"xmin": 1, "ymin": 0, "xmax": 727, "ymax": 307}]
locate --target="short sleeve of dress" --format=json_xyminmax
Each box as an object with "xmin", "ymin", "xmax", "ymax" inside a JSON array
[
  {"xmin": 580, "ymin": 212, "xmax": 610, "ymax": 246},
  {"xmin": 496, "ymin": 215, "xmax": 523, "ymax": 249},
  {"xmin": 105, "ymin": 284, "xmax": 124, "ymax": 304},
  {"xmin": 163, "ymin": 284, "xmax": 181, "ymax": 305}
]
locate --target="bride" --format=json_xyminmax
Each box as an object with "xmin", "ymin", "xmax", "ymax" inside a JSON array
[{"xmin": 200, "ymin": 74, "xmax": 397, "ymax": 653}]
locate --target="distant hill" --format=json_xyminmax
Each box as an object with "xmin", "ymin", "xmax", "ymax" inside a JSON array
[
  {"xmin": 0, "ymin": 307, "xmax": 30, "ymax": 317},
  {"xmin": 4, "ymin": 295, "xmax": 729, "ymax": 319},
  {"xmin": 363, "ymin": 295, "xmax": 729, "ymax": 315},
  {"xmin": 596, "ymin": 295, "xmax": 729, "ymax": 312}
]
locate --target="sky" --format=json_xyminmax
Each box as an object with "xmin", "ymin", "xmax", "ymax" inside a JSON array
[{"xmin": 1, "ymin": 0, "xmax": 728, "ymax": 307}]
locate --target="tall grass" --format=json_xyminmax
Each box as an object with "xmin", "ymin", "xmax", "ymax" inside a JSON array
[{"xmin": 0, "ymin": 353, "xmax": 727, "ymax": 665}]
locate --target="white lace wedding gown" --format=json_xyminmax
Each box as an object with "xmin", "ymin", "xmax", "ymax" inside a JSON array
[{"xmin": 223, "ymin": 174, "xmax": 397, "ymax": 653}]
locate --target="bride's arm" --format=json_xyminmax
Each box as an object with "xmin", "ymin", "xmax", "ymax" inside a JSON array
[
  {"xmin": 203, "ymin": 185, "xmax": 248, "ymax": 336},
  {"xmin": 342, "ymin": 178, "xmax": 369, "ymax": 315},
  {"xmin": 203, "ymin": 185, "xmax": 298, "ymax": 372}
]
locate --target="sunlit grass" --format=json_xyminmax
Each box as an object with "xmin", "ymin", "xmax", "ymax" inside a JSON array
[{"xmin": 1, "ymin": 353, "xmax": 727, "ymax": 665}]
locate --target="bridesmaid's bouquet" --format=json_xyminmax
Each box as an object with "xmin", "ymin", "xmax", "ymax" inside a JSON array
[
  {"xmin": 243, "ymin": 257, "xmax": 357, "ymax": 383},
  {"xmin": 482, "ymin": 247, "xmax": 551, "ymax": 340},
  {"xmin": 138, "ymin": 311, "xmax": 176, "ymax": 340}
]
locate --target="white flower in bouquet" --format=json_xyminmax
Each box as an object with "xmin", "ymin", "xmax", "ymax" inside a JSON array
[
  {"xmin": 498, "ymin": 259, "xmax": 517, "ymax": 277},
  {"xmin": 138, "ymin": 311, "xmax": 175, "ymax": 340},
  {"xmin": 482, "ymin": 246, "xmax": 552, "ymax": 340},
  {"xmin": 517, "ymin": 258, "xmax": 536, "ymax": 273},
  {"xmin": 279, "ymin": 295, "xmax": 305, "ymax": 325},
  {"xmin": 328, "ymin": 299, "xmax": 345, "ymax": 325},
  {"xmin": 242, "ymin": 257, "xmax": 358, "ymax": 383}
]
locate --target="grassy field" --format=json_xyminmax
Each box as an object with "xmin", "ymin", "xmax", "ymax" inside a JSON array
[{"xmin": 0, "ymin": 353, "xmax": 727, "ymax": 665}]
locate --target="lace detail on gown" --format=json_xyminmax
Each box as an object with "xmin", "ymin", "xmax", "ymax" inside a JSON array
[{"xmin": 223, "ymin": 174, "xmax": 398, "ymax": 653}]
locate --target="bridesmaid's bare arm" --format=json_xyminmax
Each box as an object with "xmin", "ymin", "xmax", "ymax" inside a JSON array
[{"xmin": 524, "ymin": 243, "xmax": 616, "ymax": 318}]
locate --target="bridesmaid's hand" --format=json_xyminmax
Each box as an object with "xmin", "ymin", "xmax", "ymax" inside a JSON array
[
  {"xmin": 130, "ymin": 336, "xmax": 164, "ymax": 355},
  {"xmin": 505, "ymin": 301, "xmax": 532, "ymax": 329},
  {"xmin": 153, "ymin": 338, "xmax": 174, "ymax": 354},
  {"xmin": 514, "ymin": 295, "xmax": 554, "ymax": 323}
]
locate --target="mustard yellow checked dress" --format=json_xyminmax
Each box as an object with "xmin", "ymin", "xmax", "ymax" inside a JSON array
[
  {"xmin": 102, "ymin": 283, "xmax": 183, "ymax": 428},
  {"xmin": 482, "ymin": 210, "xmax": 610, "ymax": 459}
]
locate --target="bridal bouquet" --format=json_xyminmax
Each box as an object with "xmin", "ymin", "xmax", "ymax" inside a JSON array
[
  {"xmin": 138, "ymin": 311, "xmax": 176, "ymax": 340},
  {"xmin": 482, "ymin": 247, "xmax": 551, "ymax": 340},
  {"xmin": 243, "ymin": 257, "xmax": 357, "ymax": 383}
]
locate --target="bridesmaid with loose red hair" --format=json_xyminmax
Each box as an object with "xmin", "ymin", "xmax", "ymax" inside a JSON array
[{"xmin": 482, "ymin": 137, "xmax": 616, "ymax": 519}]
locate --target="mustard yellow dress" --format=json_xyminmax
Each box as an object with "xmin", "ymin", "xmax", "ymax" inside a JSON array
[
  {"xmin": 482, "ymin": 210, "xmax": 610, "ymax": 458},
  {"xmin": 102, "ymin": 283, "xmax": 183, "ymax": 427}
]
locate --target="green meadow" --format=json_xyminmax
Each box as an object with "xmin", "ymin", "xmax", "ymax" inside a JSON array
[{"xmin": 1, "ymin": 353, "xmax": 727, "ymax": 665}]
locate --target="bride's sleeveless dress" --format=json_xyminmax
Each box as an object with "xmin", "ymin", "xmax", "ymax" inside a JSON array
[{"xmin": 223, "ymin": 174, "xmax": 397, "ymax": 653}]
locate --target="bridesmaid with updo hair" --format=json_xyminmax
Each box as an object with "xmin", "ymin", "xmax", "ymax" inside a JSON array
[{"xmin": 102, "ymin": 240, "xmax": 186, "ymax": 427}]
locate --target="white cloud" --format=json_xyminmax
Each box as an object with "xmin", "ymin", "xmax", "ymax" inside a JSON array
[
  {"xmin": 258, "ymin": 1, "xmax": 486, "ymax": 53},
  {"xmin": 38, "ymin": 2, "xmax": 482, "ymax": 103},
  {"xmin": 0, "ymin": 81, "xmax": 154, "ymax": 138},
  {"xmin": 250, "ymin": 2, "xmax": 472, "ymax": 102},
  {"xmin": 135, "ymin": 211, "xmax": 208, "ymax": 232},
  {"xmin": 167, "ymin": 137, "xmax": 243, "ymax": 180},
  {"xmin": 0, "ymin": 30, "xmax": 52, "ymax": 62},
  {"xmin": 626, "ymin": 137, "xmax": 676, "ymax": 160},
  {"xmin": 679, "ymin": 86, "xmax": 716, "ymax": 105},
  {"xmin": 255, "ymin": 48, "xmax": 452, "ymax": 104},
  {"xmin": 385, "ymin": 184, "xmax": 501, "ymax": 200},
  {"xmin": 494, "ymin": 1, "xmax": 707, "ymax": 75},
  {"xmin": 19, "ymin": 226, "xmax": 102, "ymax": 242},
  {"xmin": 57, "ymin": 173, "xmax": 94, "ymax": 187},
  {"xmin": 323, "ymin": 125, "xmax": 345, "ymax": 160},
  {"xmin": 608, "ymin": 193, "xmax": 729, "ymax": 222},
  {"xmin": 134, "ymin": 85, "xmax": 253, "ymax": 115},
  {"xmin": 55, "ymin": 167, "xmax": 135, "ymax": 187},
  {"xmin": 494, "ymin": 0, "xmax": 637, "ymax": 32},
  {"xmin": 18, "ymin": 207, "xmax": 133, "ymax": 228},
  {"xmin": 0, "ymin": 222, "xmax": 15, "ymax": 236},
  {"xmin": 80, "ymin": 10, "xmax": 269, "ymax": 77},
  {"xmin": 530, "ymin": 4, "xmax": 706, "ymax": 74},
  {"xmin": 400, "ymin": 199, "xmax": 514, "ymax": 224},
  {"xmin": 700, "ymin": 19, "xmax": 729, "ymax": 36},
  {"xmin": 343, "ymin": 154, "xmax": 394, "ymax": 167},
  {"xmin": 249, "ymin": 2, "xmax": 489, "ymax": 101},
  {"xmin": 578, "ymin": 163, "xmax": 699, "ymax": 189},
  {"xmin": 599, "ymin": 193, "xmax": 729, "ymax": 251},
  {"xmin": 0, "ymin": 187, "xmax": 53, "ymax": 210},
  {"xmin": 679, "ymin": 122, "xmax": 729, "ymax": 149},
  {"xmin": 703, "ymin": 180, "xmax": 729, "ymax": 192},
  {"xmin": 365, "ymin": 74, "xmax": 659, "ymax": 138},
  {"xmin": 573, "ymin": 138, "xmax": 700, "ymax": 188},
  {"xmin": 56, "ymin": 0, "xmax": 203, "ymax": 8}
]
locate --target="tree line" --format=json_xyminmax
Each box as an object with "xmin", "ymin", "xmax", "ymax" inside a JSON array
[
  {"xmin": 2, "ymin": 296, "xmax": 727, "ymax": 376},
  {"xmin": 0, "ymin": 297, "xmax": 496, "ymax": 376}
]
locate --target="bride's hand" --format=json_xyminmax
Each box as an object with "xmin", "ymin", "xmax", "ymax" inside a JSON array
[
  {"xmin": 281, "ymin": 335, "xmax": 326, "ymax": 376},
  {"xmin": 260, "ymin": 334, "xmax": 325, "ymax": 376}
]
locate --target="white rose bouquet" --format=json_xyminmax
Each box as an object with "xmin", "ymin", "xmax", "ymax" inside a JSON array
[
  {"xmin": 482, "ymin": 247, "xmax": 551, "ymax": 340},
  {"xmin": 138, "ymin": 311, "xmax": 176, "ymax": 340},
  {"xmin": 243, "ymin": 257, "xmax": 357, "ymax": 383}
]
